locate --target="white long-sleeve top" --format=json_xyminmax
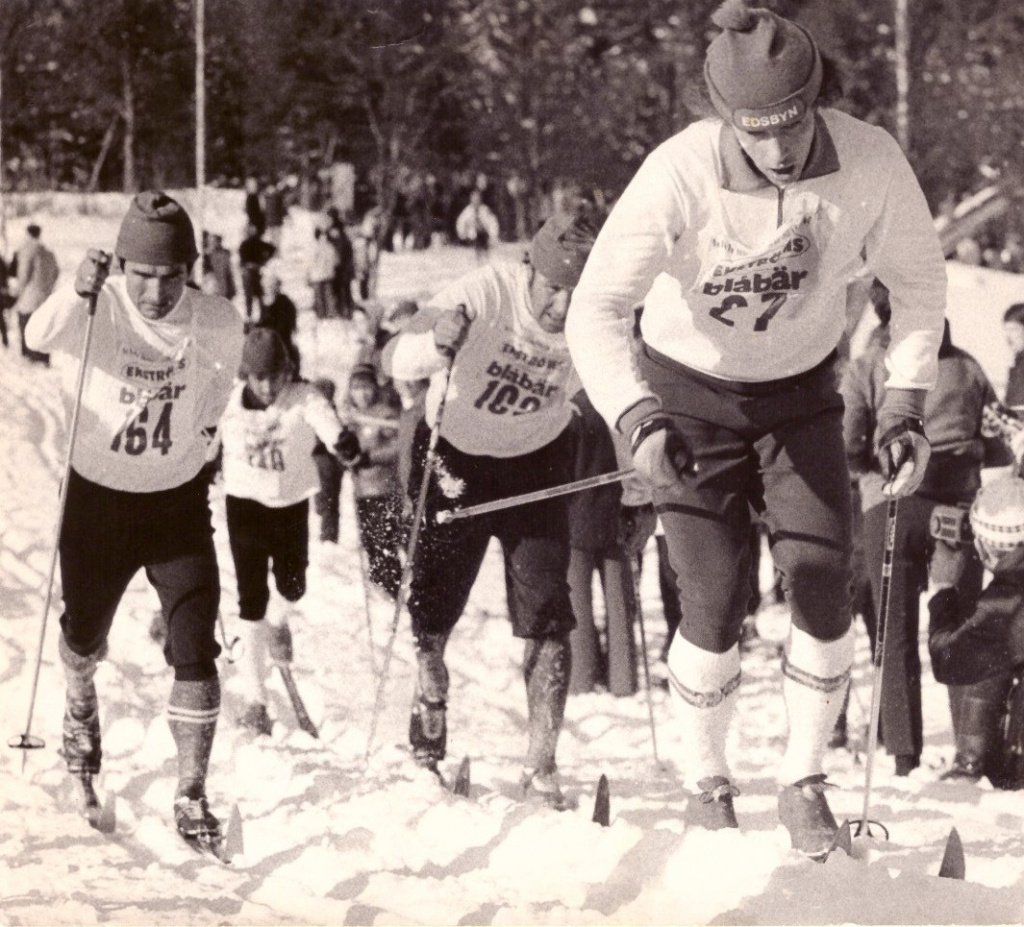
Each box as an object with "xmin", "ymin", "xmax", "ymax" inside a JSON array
[
  {"xmin": 25, "ymin": 277, "xmax": 243, "ymax": 492},
  {"xmin": 382, "ymin": 261, "xmax": 579, "ymax": 458},
  {"xmin": 220, "ymin": 380, "xmax": 344, "ymax": 507},
  {"xmin": 565, "ymin": 109, "xmax": 947, "ymax": 434}
]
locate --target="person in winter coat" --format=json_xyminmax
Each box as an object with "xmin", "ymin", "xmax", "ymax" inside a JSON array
[
  {"xmin": 257, "ymin": 271, "xmax": 300, "ymax": 374},
  {"xmin": 566, "ymin": 390, "xmax": 638, "ymax": 697},
  {"xmin": 325, "ymin": 206, "xmax": 356, "ymax": 319},
  {"xmin": 928, "ymin": 476, "xmax": 1024, "ymax": 785},
  {"xmin": 1002, "ymin": 302, "xmax": 1024, "ymax": 409},
  {"xmin": 263, "ymin": 181, "xmax": 287, "ymax": 249},
  {"xmin": 13, "ymin": 224, "xmax": 60, "ymax": 365},
  {"xmin": 0, "ymin": 252, "xmax": 10, "ymax": 348},
  {"xmin": 455, "ymin": 190, "xmax": 501, "ymax": 263},
  {"xmin": 380, "ymin": 209, "xmax": 601, "ymax": 806},
  {"xmin": 24, "ymin": 192, "xmax": 244, "ymax": 848},
  {"xmin": 342, "ymin": 363, "xmax": 403, "ymax": 598},
  {"xmin": 218, "ymin": 328, "xmax": 360, "ymax": 734},
  {"xmin": 564, "ymin": 0, "xmax": 946, "ymax": 856},
  {"xmin": 238, "ymin": 225, "xmax": 276, "ymax": 324},
  {"xmin": 201, "ymin": 232, "xmax": 236, "ymax": 303},
  {"xmin": 244, "ymin": 177, "xmax": 266, "ymax": 238},
  {"xmin": 308, "ymin": 227, "xmax": 339, "ymax": 320},
  {"xmin": 844, "ymin": 307, "xmax": 1010, "ymax": 775}
]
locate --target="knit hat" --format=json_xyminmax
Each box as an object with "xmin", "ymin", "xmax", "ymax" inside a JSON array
[
  {"xmin": 529, "ymin": 210, "xmax": 602, "ymax": 289},
  {"xmin": 115, "ymin": 191, "xmax": 200, "ymax": 266},
  {"xmin": 971, "ymin": 477, "xmax": 1024, "ymax": 554},
  {"xmin": 704, "ymin": 0, "xmax": 822, "ymax": 131},
  {"xmin": 240, "ymin": 327, "xmax": 290, "ymax": 378}
]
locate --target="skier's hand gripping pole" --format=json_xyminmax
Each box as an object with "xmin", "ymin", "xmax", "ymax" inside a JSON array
[
  {"xmin": 364, "ymin": 307, "xmax": 469, "ymax": 763},
  {"xmin": 10, "ymin": 252, "xmax": 113, "ymax": 758}
]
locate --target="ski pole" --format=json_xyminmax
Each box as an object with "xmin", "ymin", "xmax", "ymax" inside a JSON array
[
  {"xmin": 365, "ymin": 357, "xmax": 455, "ymax": 762},
  {"xmin": 10, "ymin": 255, "xmax": 112, "ymax": 756},
  {"xmin": 855, "ymin": 496, "xmax": 898, "ymax": 839},
  {"xmin": 629, "ymin": 557, "xmax": 661, "ymax": 767},
  {"xmin": 436, "ymin": 468, "xmax": 635, "ymax": 524},
  {"xmin": 356, "ymin": 539, "xmax": 380, "ymax": 677}
]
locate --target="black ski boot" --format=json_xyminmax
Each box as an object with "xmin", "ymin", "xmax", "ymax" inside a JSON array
[
  {"xmin": 778, "ymin": 774, "xmax": 839, "ymax": 858},
  {"xmin": 687, "ymin": 776, "xmax": 740, "ymax": 831},
  {"xmin": 59, "ymin": 638, "xmax": 104, "ymax": 778},
  {"xmin": 942, "ymin": 677, "xmax": 1010, "ymax": 784},
  {"xmin": 409, "ymin": 697, "xmax": 447, "ymax": 767},
  {"xmin": 174, "ymin": 792, "xmax": 223, "ymax": 848}
]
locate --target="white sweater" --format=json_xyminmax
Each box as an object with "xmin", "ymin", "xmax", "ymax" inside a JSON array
[{"xmin": 565, "ymin": 109, "xmax": 947, "ymax": 434}]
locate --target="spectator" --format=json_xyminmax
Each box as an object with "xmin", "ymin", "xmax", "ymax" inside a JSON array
[
  {"xmin": 455, "ymin": 190, "xmax": 501, "ymax": 263},
  {"xmin": 354, "ymin": 206, "xmax": 383, "ymax": 301},
  {"xmin": 324, "ymin": 206, "xmax": 356, "ymax": 319},
  {"xmin": 263, "ymin": 181, "xmax": 287, "ymax": 249},
  {"xmin": 0, "ymin": 251, "xmax": 10, "ymax": 348},
  {"xmin": 308, "ymin": 226, "xmax": 339, "ymax": 320},
  {"xmin": 13, "ymin": 224, "xmax": 60, "ymax": 366},
  {"xmin": 244, "ymin": 177, "xmax": 266, "ymax": 238},
  {"xmin": 237, "ymin": 224, "xmax": 276, "ymax": 325},
  {"xmin": 1003, "ymin": 302, "xmax": 1024, "ymax": 409},
  {"xmin": 258, "ymin": 272, "xmax": 300, "ymax": 374},
  {"xmin": 201, "ymin": 232, "xmax": 236, "ymax": 302},
  {"xmin": 311, "ymin": 378, "xmax": 344, "ymax": 544}
]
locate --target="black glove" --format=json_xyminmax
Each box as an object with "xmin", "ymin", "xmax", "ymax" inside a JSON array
[
  {"xmin": 74, "ymin": 249, "xmax": 112, "ymax": 299},
  {"xmin": 630, "ymin": 418, "xmax": 697, "ymax": 489},
  {"xmin": 877, "ymin": 417, "xmax": 931, "ymax": 498},
  {"xmin": 618, "ymin": 503, "xmax": 657, "ymax": 557},
  {"xmin": 334, "ymin": 428, "xmax": 362, "ymax": 465},
  {"xmin": 432, "ymin": 303, "xmax": 475, "ymax": 357}
]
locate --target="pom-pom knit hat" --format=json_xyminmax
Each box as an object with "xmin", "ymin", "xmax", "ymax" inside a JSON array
[
  {"xmin": 971, "ymin": 477, "xmax": 1024, "ymax": 554},
  {"xmin": 115, "ymin": 191, "xmax": 200, "ymax": 266},
  {"xmin": 240, "ymin": 327, "xmax": 291, "ymax": 379},
  {"xmin": 529, "ymin": 210, "xmax": 602, "ymax": 289},
  {"xmin": 704, "ymin": 0, "xmax": 822, "ymax": 131}
]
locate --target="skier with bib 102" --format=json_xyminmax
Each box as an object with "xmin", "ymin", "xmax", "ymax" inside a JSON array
[
  {"xmin": 564, "ymin": 0, "xmax": 946, "ymax": 856},
  {"xmin": 25, "ymin": 192, "xmax": 245, "ymax": 850},
  {"xmin": 380, "ymin": 209, "xmax": 601, "ymax": 807}
]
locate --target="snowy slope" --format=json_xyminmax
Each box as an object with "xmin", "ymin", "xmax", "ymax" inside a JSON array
[{"xmin": 1, "ymin": 195, "xmax": 1024, "ymax": 925}]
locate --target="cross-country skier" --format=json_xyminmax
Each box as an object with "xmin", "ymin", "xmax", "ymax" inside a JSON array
[
  {"xmin": 565, "ymin": 0, "xmax": 946, "ymax": 855},
  {"xmin": 929, "ymin": 476, "xmax": 1024, "ymax": 786},
  {"xmin": 380, "ymin": 209, "xmax": 600, "ymax": 805},
  {"xmin": 218, "ymin": 327, "xmax": 361, "ymax": 734},
  {"xmin": 24, "ymin": 192, "xmax": 245, "ymax": 847}
]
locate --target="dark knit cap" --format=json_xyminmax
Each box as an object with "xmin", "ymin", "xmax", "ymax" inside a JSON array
[
  {"xmin": 115, "ymin": 191, "xmax": 200, "ymax": 266},
  {"xmin": 704, "ymin": 0, "xmax": 822, "ymax": 131},
  {"xmin": 240, "ymin": 327, "xmax": 290, "ymax": 378},
  {"xmin": 529, "ymin": 210, "xmax": 602, "ymax": 289}
]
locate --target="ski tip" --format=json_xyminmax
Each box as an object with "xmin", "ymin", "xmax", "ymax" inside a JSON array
[
  {"xmin": 222, "ymin": 804, "xmax": 245, "ymax": 863},
  {"xmin": 592, "ymin": 774, "xmax": 610, "ymax": 827},
  {"xmin": 938, "ymin": 826, "xmax": 966, "ymax": 880},
  {"xmin": 831, "ymin": 819, "xmax": 853, "ymax": 856},
  {"xmin": 451, "ymin": 756, "xmax": 471, "ymax": 797},
  {"xmin": 94, "ymin": 792, "xmax": 117, "ymax": 835}
]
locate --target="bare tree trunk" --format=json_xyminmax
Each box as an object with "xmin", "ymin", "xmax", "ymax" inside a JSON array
[
  {"xmin": 121, "ymin": 49, "xmax": 137, "ymax": 192},
  {"xmin": 88, "ymin": 115, "xmax": 120, "ymax": 193},
  {"xmin": 0, "ymin": 49, "xmax": 6, "ymax": 253}
]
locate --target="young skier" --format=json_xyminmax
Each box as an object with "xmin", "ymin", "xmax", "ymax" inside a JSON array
[
  {"xmin": 565, "ymin": 0, "xmax": 946, "ymax": 855},
  {"xmin": 380, "ymin": 210, "xmax": 600, "ymax": 804},
  {"xmin": 24, "ymin": 192, "xmax": 245, "ymax": 848},
  {"xmin": 219, "ymin": 327, "xmax": 360, "ymax": 733}
]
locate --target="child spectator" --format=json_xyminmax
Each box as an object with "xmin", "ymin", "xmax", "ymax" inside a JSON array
[{"xmin": 343, "ymin": 363, "xmax": 403, "ymax": 598}]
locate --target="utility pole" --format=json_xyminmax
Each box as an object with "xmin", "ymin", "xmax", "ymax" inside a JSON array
[
  {"xmin": 894, "ymin": 0, "xmax": 910, "ymax": 151},
  {"xmin": 195, "ymin": 0, "xmax": 206, "ymax": 255}
]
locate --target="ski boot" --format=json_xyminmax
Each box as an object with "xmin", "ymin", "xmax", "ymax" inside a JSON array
[
  {"xmin": 778, "ymin": 773, "xmax": 839, "ymax": 858},
  {"xmin": 61, "ymin": 703, "xmax": 102, "ymax": 779},
  {"xmin": 686, "ymin": 776, "xmax": 740, "ymax": 831},
  {"xmin": 940, "ymin": 753, "xmax": 984, "ymax": 782},
  {"xmin": 174, "ymin": 793, "xmax": 223, "ymax": 854},
  {"xmin": 519, "ymin": 764, "xmax": 568, "ymax": 810},
  {"xmin": 409, "ymin": 696, "xmax": 447, "ymax": 768},
  {"xmin": 238, "ymin": 701, "xmax": 273, "ymax": 736}
]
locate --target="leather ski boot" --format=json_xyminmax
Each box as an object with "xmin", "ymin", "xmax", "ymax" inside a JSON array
[
  {"xmin": 686, "ymin": 776, "xmax": 740, "ymax": 831},
  {"xmin": 778, "ymin": 774, "xmax": 839, "ymax": 857}
]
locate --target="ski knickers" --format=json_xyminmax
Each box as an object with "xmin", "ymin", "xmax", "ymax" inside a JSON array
[
  {"xmin": 641, "ymin": 346, "xmax": 852, "ymax": 653},
  {"xmin": 405, "ymin": 421, "xmax": 576, "ymax": 642},
  {"xmin": 59, "ymin": 469, "xmax": 221, "ymax": 669},
  {"xmin": 226, "ymin": 495, "xmax": 309, "ymax": 622}
]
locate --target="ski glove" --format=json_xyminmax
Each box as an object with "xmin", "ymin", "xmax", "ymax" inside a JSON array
[
  {"xmin": 433, "ymin": 303, "xmax": 475, "ymax": 357},
  {"xmin": 334, "ymin": 427, "xmax": 362, "ymax": 465},
  {"xmin": 877, "ymin": 418, "xmax": 931, "ymax": 497},
  {"xmin": 630, "ymin": 417, "xmax": 697, "ymax": 490},
  {"xmin": 74, "ymin": 249, "xmax": 112, "ymax": 299}
]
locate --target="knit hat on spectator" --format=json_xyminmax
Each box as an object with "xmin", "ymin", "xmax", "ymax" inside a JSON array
[
  {"xmin": 115, "ymin": 191, "xmax": 200, "ymax": 265},
  {"xmin": 704, "ymin": 0, "xmax": 822, "ymax": 131},
  {"xmin": 529, "ymin": 210, "xmax": 602, "ymax": 289},
  {"xmin": 240, "ymin": 327, "xmax": 290, "ymax": 378}
]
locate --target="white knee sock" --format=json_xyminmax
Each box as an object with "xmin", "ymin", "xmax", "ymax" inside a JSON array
[
  {"xmin": 666, "ymin": 633, "xmax": 741, "ymax": 789},
  {"xmin": 779, "ymin": 624, "xmax": 854, "ymax": 785},
  {"xmin": 236, "ymin": 619, "xmax": 269, "ymax": 705}
]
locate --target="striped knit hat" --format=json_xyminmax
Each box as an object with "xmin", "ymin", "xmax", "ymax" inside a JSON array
[{"xmin": 970, "ymin": 477, "xmax": 1024, "ymax": 553}]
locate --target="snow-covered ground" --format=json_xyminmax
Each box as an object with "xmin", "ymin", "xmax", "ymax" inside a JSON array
[{"xmin": 2, "ymin": 193, "xmax": 1024, "ymax": 925}]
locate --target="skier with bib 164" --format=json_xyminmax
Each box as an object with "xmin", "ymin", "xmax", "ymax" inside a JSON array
[
  {"xmin": 565, "ymin": 0, "xmax": 946, "ymax": 856},
  {"xmin": 381, "ymin": 210, "xmax": 600, "ymax": 806},
  {"xmin": 25, "ymin": 192, "xmax": 244, "ymax": 852}
]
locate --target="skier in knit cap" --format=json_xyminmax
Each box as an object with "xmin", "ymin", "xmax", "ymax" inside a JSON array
[
  {"xmin": 218, "ymin": 328, "xmax": 361, "ymax": 735},
  {"xmin": 381, "ymin": 208, "xmax": 602, "ymax": 805},
  {"xmin": 25, "ymin": 191, "xmax": 245, "ymax": 851},
  {"xmin": 565, "ymin": 0, "xmax": 946, "ymax": 857}
]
